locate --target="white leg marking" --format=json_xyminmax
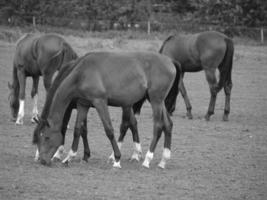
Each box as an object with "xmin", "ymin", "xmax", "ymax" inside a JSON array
[
  {"xmin": 108, "ymin": 141, "xmax": 122, "ymax": 163},
  {"xmin": 31, "ymin": 95, "xmax": 38, "ymax": 123},
  {"xmin": 34, "ymin": 148, "xmax": 39, "ymax": 162},
  {"xmin": 16, "ymin": 100, "xmax": 24, "ymax": 125},
  {"xmin": 142, "ymin": 151, "xmax": 154, "ymax": 168},
  {"xmin": 52, "ymin": 145, "xmax": 65, "ymax": 161},
  {"xmin": 62, "ymin": 149, "xmax": 77, "ymax": 163},
  {"xmin": 130, "ymin": 142, "xmax": 142, "ymax": 161},
  {"xmin": 113, "ymin": 160, "xmax": 121, "ymax": 168},
  {"xmin": 158, "ymin": 148, "xmax": 171, "ymax": 169}
]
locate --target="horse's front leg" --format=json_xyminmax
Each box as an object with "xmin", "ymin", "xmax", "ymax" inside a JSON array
[
  {"xmin": 31, "ymin": 76, "xmax": 39, "ymax": 123},
  {"xmin": 62, "ymin": 104, "xmax": 89, "ymax": 164},
  {"xmin": 15, "ymin": 69, "xmax": 26, "ymax": 125},
  {"xmin": 93, "ymin": 99, "xmax": 121, "ymax": 168},
  {"xmin": 42, "ymin": 73, "xmax": 53, "ymax": 91}
]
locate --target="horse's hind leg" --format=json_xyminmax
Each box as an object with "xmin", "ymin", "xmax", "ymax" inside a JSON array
[
  {"xmin": 121, "ymin": 107, "xmax": 142, "ymax": 161},
  {"xmin": 80, "ymin": 118, "xmax": 91, "ymax": 162},
  {"xmin": 143, "ymin": 102, "xmax": 164, "ymax": 168},
  {"xmin": 158, "ymin": 105, "xmax": 173, "ymax": 169},
  {"xmin": 179, "ymin": 74, "xmax": 193, "ymax": 119},
  {"xmin": 31, "ymin": 76, "xmax": 39, "ymax": 123},
  {"xmin": 223, "ymin": 81, "xmax": 233, "ymax": 121},
  {"xmin": 204, "ymin": 69, "xmax": 219, "ymax": 121},
  {"xmin": 62, "ymin": 104, "xmax": 89, "ymax": 164},
  {"xmin": 108, "ymin": 107, "xmax": 141, "ymax": 162},
  {"xmin": 16, "ymin": 68, "xmax": 26, "ymax": 125},
  {"xmin": 93, "ymin": 99, "xmax": 121, "ymax": 168}
]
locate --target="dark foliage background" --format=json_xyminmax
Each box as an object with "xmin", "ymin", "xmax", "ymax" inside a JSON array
[{"xmin": 0, "ymin": 0, "xmax": 266, "ymax": 33}]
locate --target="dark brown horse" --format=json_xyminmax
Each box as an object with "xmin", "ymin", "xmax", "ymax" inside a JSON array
[
  {"xmin": 33, "ymin": 57, "xmax": 144, "ymax": 164},
  {"xmin": 33, "ymin": 51, "xmax": 177, "ymax": 169},
  {"xmin": 160, "ymin": 31, "xmax": 234, "ymax": 121},
  {"xmin": 8, "ymin": 33, "xmax": 78, "ymax": 125}
]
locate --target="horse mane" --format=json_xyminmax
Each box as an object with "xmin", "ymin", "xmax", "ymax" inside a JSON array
[
  {"xmin": 32, "ymin": 58, "xmax": 81, "ymax": 144},
  {"xmin": 158, "ymin": 35, "xmax": 175, "ymax": 53},
  {"xmin": 40, "ymin": 59, "xmax": 80, "ymax": 120}
]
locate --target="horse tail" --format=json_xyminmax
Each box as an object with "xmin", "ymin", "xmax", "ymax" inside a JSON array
[
  {"xmin": 159, "ymin": 35, "xmax": 175, "ymax": 53},
  {"xmin": 164, "ymin": 60, "xmax": 182, "ymax": 114},
  {"xmin": 217, "ymin": 37, "xmax": 234, "ymax": 90},
  {"xmin": 132, "ymin": 93, "xmax": 149, "ymax": 115}
]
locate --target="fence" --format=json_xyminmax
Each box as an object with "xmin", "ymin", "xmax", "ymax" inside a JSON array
[{"xmin": 2, "ymin": 15, "xmax": 267, "ymax": 43}]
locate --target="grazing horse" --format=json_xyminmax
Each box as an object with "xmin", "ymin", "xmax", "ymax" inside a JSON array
[
  {"xmin": 8, "ymin": 33, "xmax": 78, "ymax": 125},
  {"xmin": 33, "ymin": 58, "xmax": 144, "ymax": 164},
  {"xmin": 160, "ymin": 31, "xmax": 234, "ymax": 121},
  {"xmin": 32, "ymin": 51, "xmax": 177, "ymax": 169}
]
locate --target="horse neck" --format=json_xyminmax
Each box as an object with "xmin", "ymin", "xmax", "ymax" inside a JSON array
[{"xmin": 47, "ymin": 76, "xmax": 76, "ymax": 131}]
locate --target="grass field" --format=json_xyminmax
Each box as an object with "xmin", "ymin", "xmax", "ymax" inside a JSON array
[{"xmin": 0, "ymin": 35, "xmax": 266, "ymax": 200}]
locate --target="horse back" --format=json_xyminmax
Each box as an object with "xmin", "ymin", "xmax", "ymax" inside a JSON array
[{"xmin": 65, "ymin": 52, "xmax": 176, "ymax": 105}]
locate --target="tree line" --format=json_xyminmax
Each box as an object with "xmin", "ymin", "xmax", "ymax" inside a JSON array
[{"xmin": 0, "ymin": 0, "xmax": 266, "ymax": 30}]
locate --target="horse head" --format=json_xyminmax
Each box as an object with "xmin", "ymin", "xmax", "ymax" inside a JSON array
[
  {"xmin": 32, "ymin": 117, "xmax": 62, "ymax": 166},
  {"xmin": 8, "ymin": 82, "xmax": 19, "ymax": 121}
]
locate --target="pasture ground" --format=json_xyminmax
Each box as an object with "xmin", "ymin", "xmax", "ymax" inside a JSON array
[{"xmin": 0, "ymin": 36, "xmax": 266, "ymax": 200}]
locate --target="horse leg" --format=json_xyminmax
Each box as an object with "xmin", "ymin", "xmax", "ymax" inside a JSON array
[
  {"xmin": 16, "ymin": 69, "xmax": 26, "ymax": 125},
  {"xmin": 223, "ymin": 81, "xmax": 233, "ymax": 121},
  {"xmin": 143, "ymin": 102, "xmax": 164, "ymax": 168},
  {"xmin": 204, "ymin": 69, "xmax": 218, "ymax": 121},
  {"xmin": 93, "ymin": 99, "xmax": 121, "ymax": 168},
  {"xmin": 179, "ymin": 74, "xmax": 193, "ymax": 119},
  {"xmin": 31, "ymin": 76, "xmax": 39, "ymax": 123},
  {"xmin": 80, "ymin": 118, "xmax": 91, "ymax": 162},
  {"xmin": 109, "ymin": 107, "xmax": 142, "ymax": 162},
  {"xmin": 158, "ymin": 105, "xmax": 173, "ymax": 169},
  {"xmin": 62, "ymin": 104, "xmax": 89, "ymax": 164},
  {"xmin": 42, "ymin": 73, "xmax": 53, "ymax": 91},
  {"xmin": 52, "ymin": 104, "xmax": 73, "ymax": 161}
]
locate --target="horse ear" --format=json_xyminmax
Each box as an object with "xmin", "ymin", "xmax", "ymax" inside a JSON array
[{"xmin": 8, "ymin": 82, "xmax": 12, "ymax": 89}]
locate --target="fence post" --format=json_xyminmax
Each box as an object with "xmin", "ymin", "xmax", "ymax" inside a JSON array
[
  {"xmin": 147, "ymin": 20, "xmax": 151, "ymax": 35},
  {"xmin": 260, "ymin": 27, "xmax": 264, "ymax": 44},
  {"xmin": 32, "ymin": 16, "xmax": 36, "ymax": 27}
]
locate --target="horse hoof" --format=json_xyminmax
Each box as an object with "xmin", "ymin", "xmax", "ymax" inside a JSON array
[
  {"xmin": 107, "ymin": 153, "xmax": 115, "ymax": 163},
  {"xmin": 82, "ymin": 157, "xmax": 89, "ymax": 163},
  {"xmin": 52, "ymin": 157, "xmax": 61, "ymax": 162},
  {"xmin": 62, "ymin": 160, "xmax": 69, "ymax": 167},
  {"xmin": 15, "ymin": 121, "xmax": 23, "ymax": 125},
  {"xmin": 187, "ymin": 113, "xmax": 193, "ymax": 120},
  {"xmin": 222, "ymin": 115, "xmax": 229, "ymax": 121},
  {"xmin": 142, "ymin": 161, "xmax": 150, "ymax": 168},
  {"xmin": 158, "ymin": 162, "xmax": 166, "ymax": 169},
  {"xmin": 204, "ymin": 115, "xmax": 210, "ymax": 121},
  {"xmin": 130, "ymin": 153, "xmax": 141, "ymax": 162},
  {"xmin": 113, "ymin": 161, "xmax": 121, "ymax": 168}
]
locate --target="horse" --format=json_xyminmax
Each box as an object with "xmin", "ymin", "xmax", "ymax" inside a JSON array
[
  {"xmin": 160, "ymin": 31, "xmax": 234, "ymax": 121},
  {"xmin": 8, "ymin": 33, "xmax": 78, "ymax": 125},
  {"xmin": 32, "ymin": 51, "xmax": 178, "ymax": 169},
  {"xmin": 33, "ymin": 58, "xmax": 144, "ymax": 164}
]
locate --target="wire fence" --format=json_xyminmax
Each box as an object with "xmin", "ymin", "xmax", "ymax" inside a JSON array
[{"xmin": 2, "ymin": 15, "xmax": 267, "ymax": 43}]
